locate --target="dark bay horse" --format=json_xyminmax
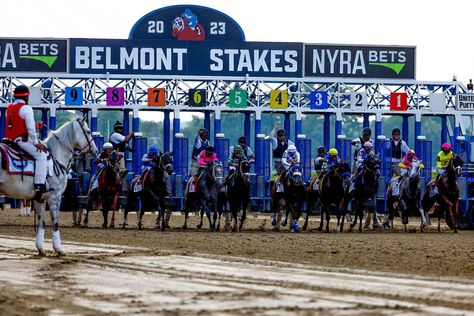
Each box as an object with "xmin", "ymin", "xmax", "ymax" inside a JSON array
[
  {"xmin": 349, "ymin": 154, "xmax": 381, "ymax": 233},
  {"xmin": 422, "ymin": 156, "xmax": 463, "ymax": 233},
  {"xmin": 226, "ymin": 160, "xmax": 251, "ymax": 232},
  {"xmin": 272, "ymin": 166, "xmax": 306, "ymax": 232},
  {"xmin": 303, "ymin": 173, "xmax": 322, "ymax": 231},
  {"xmin": 317, "ymin": 161, "xmax": 351, "ymax": 232},
  {"xmin": 182, "ymin": 161, "xmax": 224, "ymax": 231},
  {"xmin": 124, "ymin": 152, "xmax": 173, "ymax": 230},
  {"xmin": 386, "ymin": 159, "xmax": 424, "ymax": 232},
  {"xmin": 84, "ymin": 157, "xmax": 121, "ymax": 228}
]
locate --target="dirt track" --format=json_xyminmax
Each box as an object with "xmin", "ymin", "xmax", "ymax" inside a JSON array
[{"xmin": 1, "ymin": 208, "xmax": 474, "ymax": 278}]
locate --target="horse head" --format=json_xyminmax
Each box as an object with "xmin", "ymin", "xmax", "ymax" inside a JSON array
[
  {"xmin": 239, "ymin": 160, "xmax": 251, "ymax": 185},
  {"xmin": 73, "ymin": 118, "xmax": 98, "ymax": 156},
  {"xmin": 209, "ymin": 160, "xmax": 224, "ymax": 186},
  {"xmin": 159, "ymin": 151, "xmax": 174, "ymax": 175},
  {"xmin": 289, "ymin": 164, "xmax": 304, "ymax": 186},
  {"xmin": 452, "ymin": 155, "xmax": 464, "ymax": 177},
  {"xmin": 364, "ymin": 154, "xmax": 380, "ymax": 177},
  {"xmin": 408, "ymin": 159, "xmax": 422, "ymax": 179}
]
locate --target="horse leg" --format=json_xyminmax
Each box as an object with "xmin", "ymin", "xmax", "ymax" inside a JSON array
[
  {"xmin": 110, "ymin": 194, "xmax": 118, "ymax": 228},
  {"xmin": 358, "ymin": 210, "xmax": 364, "ymax": 233},
  {"xmin": 197, "ymin": 208, "xmax": 204, "ymax": 230},
  {"xmin": 102, "ymin": 206, "xmax": 109, "ymax": 229},
  {"xmin": 123, "ymin": 209, "xmax": 129, "ymax": 229},
  {"xmin": 325, "ymin": 205, "xmax": 331, "ymax": 233},
  {"xmin": 48, "ymin": 199, "xmax": 65, "ymax": 257},
  {"xmin": 34, "ymin": 201, "xmax": 47, "ymax": 257},
  {"xmin": 239, "ymin": 198, "xmax": 249, "ymax": 232},
  {"xmin": 182, "ymin": 198, "xmax": 190, "ymax": 230},
  {"xmin": 317, "ymin": 206, "xmax": 324, "ymax": 231},
  {"xmin": 160, "ymin": 199, "xmax": 167, "ymax": 231}
]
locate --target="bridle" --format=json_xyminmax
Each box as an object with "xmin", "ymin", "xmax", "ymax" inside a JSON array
[
  {"xmin": 53, "ymin": 118, "xmax": 94, "ymax": 155},
  {"xmin": 158, "ymin": 152, "xmax": 173, "ymax": 173}
]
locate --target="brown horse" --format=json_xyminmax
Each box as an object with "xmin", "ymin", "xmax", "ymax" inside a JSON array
[
  {"xmin": 422, "ymin": 156, "xmax": 463, "ymax": 233},
  {"xmin": 84, "ymin": 157, "xmax": 121, "ymax": 228}
]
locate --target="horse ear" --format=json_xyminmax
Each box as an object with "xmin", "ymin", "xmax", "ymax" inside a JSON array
[{"xmin": 168, "ymin": 151, "xmax": 174, "ymax": 157}]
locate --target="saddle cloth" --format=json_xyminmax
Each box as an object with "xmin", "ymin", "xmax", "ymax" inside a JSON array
[{"xmin": 0, "ymin": 141, "xmax": 53, "ymax": 176}]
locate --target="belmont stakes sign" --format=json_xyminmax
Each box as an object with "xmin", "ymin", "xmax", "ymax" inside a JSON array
[{"xmin": 0, "ymin": 5, "xmax": 416, "ymax": 80}]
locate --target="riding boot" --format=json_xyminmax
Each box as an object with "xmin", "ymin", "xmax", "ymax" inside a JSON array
[{"xmin": 33, "ymin": 184, "xmax": 46, "ymax": 201}]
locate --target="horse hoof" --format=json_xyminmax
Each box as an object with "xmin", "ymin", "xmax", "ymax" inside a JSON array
[
  {"xmin": 281, "ymin": 220, "xmax": 287, "ymax": 227},
  {"xmin": 138, "ymin": 223, "xmax": 143, "ymax": 230},
  {"xmin": 271, "ymin": 218, "xmax": 277, "ymax": 227},
  {"xmin": 38, "ymin": 249, "xmax": 46, "ymax": 257},
  {"xmin": 326, "ymin": 227, "xmax": 329, "ymax": 233},
  {"xmin": 56, "ymin": 250, "xmax": 66, "ymax": 257},
  {"xmin": 122, "ymin": 223, "xmax": 128, "ymax": 229},
  {"xmin": 164, "ymin": 223, "xmax": 171, "ymax": 229},
  {"xmin": 182, "ymin": 225, "xmax": 187, "ymax": 230},
  {"xmin": 101, "ymin": 223, "xmax": 107, "ymax": 229},
  {"xmin": 197, "ymin": 224, "xmax": 202, "ymax": 230},
  {"xmin": 161, "ymin": 226, "xmax": 166, "ymax": 232},
  {"xmin": 316, "ymin": 226, "xmax": 323, "ymax": 232},
  {"xmin": 109, "ymin": 223, "xmax": 115, "ymax": 229}
]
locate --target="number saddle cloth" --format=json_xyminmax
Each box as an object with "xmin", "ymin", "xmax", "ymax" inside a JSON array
[{"xmin": 0, "ymin": 139, "xmax": 53, "ymax": 177}]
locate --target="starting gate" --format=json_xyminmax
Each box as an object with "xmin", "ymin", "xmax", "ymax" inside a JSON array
[
  {"xmin": 215, "ymin": 133, "xmax": 230, "ymax": 175},
  {"xmin": 132, "ymin": 133, "xmax": 147, "ymax": 175},
  {"xmin": 296, "ymin": 134, "xmax": 312, "ymax": 182}
]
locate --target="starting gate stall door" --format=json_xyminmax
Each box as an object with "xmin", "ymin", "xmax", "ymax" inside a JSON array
[
  {"xmin": 416, "ymin": 136, "xmax": 432, "ymax": 184},
  {"xmin": 455, "ymin": 136, "xmax": 470, "ymax": 176},
  {"xmin": 296, "ymin": 134, "xmax": 311, "ymax": 182},
  {"xmin": 132, "ymin": 133, "xmax": 147, "ymax": 175},
  {"xmin": 91, "ymin": 132, "xmax": 104, "ymax": 175},
  {"xmin": 375, "ymin": 136, "xmax": 392, "ymax": 183},
  {"xmin": 215, "ymin": 133, "xmax": 230, "ymax": 175},
  {"xmin": 336, "ymin": 135, "xmax": 352, "ymax": 166},
  {"xmin": 254, "ymin": 134, "xmax": 266, "ymax": 209},
  {"xmin": 173, "ymin": 133, "xmax": 188, "ymax": 204}
]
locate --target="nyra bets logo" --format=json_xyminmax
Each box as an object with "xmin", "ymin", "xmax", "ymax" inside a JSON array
[
  {"xmin": 0, "ymin": 39, "xmax": 67, "ymax": 72},
  {"xmin": 172, "ymin": 9, "xmax": 206, "ymax": 41}
]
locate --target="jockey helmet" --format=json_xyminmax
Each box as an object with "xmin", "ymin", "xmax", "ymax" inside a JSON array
[
  {"xmin": 362, "ymin": 127, "xmax": 371, "ymax": 136},
  {"xmin": 363, "ymin": 141, "xmax": 373, "ymax": 149},
  {"xmin": 407, "ymin": 149, "xmax": 415, "ymax": 156},
  {"xmin": 233, "ymin": 145, "xmax": 243, "ymax": 153},
  {"xmin": 317, "ymin": 146, "xmax": 326, "ymax": 155},
  {"xmin": 113, "ymin": 121, "xmax": 124, "ymax": 131},
  {"xmin": 276, "ymin": 129, "xmax": 286, "ymax": 137},
  {"xmin": 13, "ymin": 85, "xmax": 30, "ymax": 98},
  {"xmin": 328, "ymin": 148, "xmax": 338, "ymax": 156},
  {"xmin": 205, "ymin": 145, "xmax": 215, "ymax": 154},
  {"xmin": 238, "ymin": 136, "xmax": 246, "ymax": 144},
  {"xmin": 441, "ymin": 143, "xmax": 451, "ymax": 151},
  {"xmin": 288, "ymin": 144, "xmax": 297, "ymax": 153},
  {"xmin": 148, "ymin": 145, "xmax": 159, "ymax": 153},
  {"xmin": 199, "ymin": 128, "xmax": 209, "ymax": 136},
  {"xmin": 103, "ymin": 142, "xmax": 113, "ymax": 150},
  {"xmin": 392, "ymin": 128, "xmax": 401, "ymax": 135}
]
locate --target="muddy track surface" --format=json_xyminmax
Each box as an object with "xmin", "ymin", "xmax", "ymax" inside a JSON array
[{"xmin": 1, "ymin": 235, "xmax": 474, "ymax": 315}]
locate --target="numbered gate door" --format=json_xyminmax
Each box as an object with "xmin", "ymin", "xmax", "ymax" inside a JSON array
[
  {"xmin": 337, "ymin": 139, "xmax": 352, "ymax": 167},
  {"xmin": 456, "ymin": 139, "xmax": 470, "ymax": 176},
  {"xmin": 417, "ymin": 139, "xmax": 432, "ymax": 183},
  {"xmin": 376, "ymin": 138, "xmax": 392, "ymax": 183},
  {"xmin": 173, "ymin": 137, "xmax": 188, "ymax": 178},
  {"xmin": 132, "ymin": 136, "xmax": 147, "ymax": 174},
  {"xmin": 215, "ymin": 137, "xmax": 230, "ymax": 175},
  {"xmin": 296, "ymin": 138, "xmax": 312, "ymax": 182},
  {"xmin": 91, "ymin": 134, "xmax": 104, "ymax": 174}
]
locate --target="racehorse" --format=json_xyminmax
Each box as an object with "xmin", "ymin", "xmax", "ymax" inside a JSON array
[
  {"xmin": 348, "ymin": 154, "xmax": 381, "ymax": 233},
  {"xmin": 318, "ymin": 161, "xmax": 351, "ymax": 232},
  {"xmin": 272, "ymin": 166, "xmax": 306, "ymax": 232},
  {"xmin": 226, "ymin": 160, "xmax": 251, "ymax": 232},
  {"xmin": 386, "ymin": 159, "xmax": 424, "ymax": 232},
  {"xmin": 124, "ymin": 152, "xmax": 173, "ymax": 230},
  {"xmin": 0, "ymin": 118, "xmax": 97, "ymax": 256},
  {"xmin": 182, "ymin": 161, "xmax": 224, "ymax": 232},
  {"xmin": 422, "ymin": 156, "xmax": 463, "ymax": 233},
  {"xmin": 83, "ymin": 154, "xmax": 121, "ymax": 228}
]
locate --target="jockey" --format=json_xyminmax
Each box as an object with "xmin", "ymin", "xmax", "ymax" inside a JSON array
[
  {"xmin": 229, "ymin": 136, "xmax": 255, "ymax": 162},
  {"xmin": 351, "ymin": 127, "xmax": 374, "ymax": 172},
  {"xmin": 281, "ymin": 144, "xmax": 300, "ymax": 180},
  {"xmin": 189, "ymin": 128, "xmax": 210, "ymax": 177},
  {"xmin": 269, "ymin": 122, "xmax": 294, "ymax": 174},
  {"xmin": 109, "ymin": 121, "xmax": 134, "ymax": 178},
  {"xmin": 141, "ymin": 145, "xmax": 160, "ymax": 175},
  {"xmin": 390, "ymin": 128, "xmax": 410, "ymax": 176},
  {"xmin": 324, "ymin": 148, "xmax": 341, "ymax": 175},
  {"xmin": 227, "ymin": 145, "xmax": 245, "ymax": 184},
  {"xmin": 194, "ymin": 146, "xmax": 218, "ymax": 180},
  {"xmin": 399, "ymin": 149, "xmax": 423, "ymax": 177},
  {"xmin": 356, "ymin": 141, "xmax": 376, "ymax": 171},
  {"xmin": 4, "ymin": 85, "xmax": 48, "ymax": 200},
  {"xmin": 89, "ymin": 142, "xmax": 119, "ymax": 192},
  {"xmin": 436, "ymin": 143, "xmax": 455, "ymax": 179},
  {"xmin": 314, "ymin": 146, "xmax": 327, "ymax": 174}
]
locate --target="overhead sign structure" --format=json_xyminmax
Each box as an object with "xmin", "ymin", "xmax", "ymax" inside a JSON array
[
  {"xmin": 0, "ymin": 38, "xmax": 67, "ymax": 73},
  {"xmin": 456, "ymin": 94, "xmax": 474, "ymax": 110},
  {"xmin": 304, "ymin": 44, "xmax": 416, "ymax": 79},
  {"xmin": 129, "ymin": 5, "xmax": 246, "ymax": 42}
]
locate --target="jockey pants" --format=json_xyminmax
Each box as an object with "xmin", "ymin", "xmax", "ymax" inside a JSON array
[
  {"xmin": 17, "ymin": 141, "xmax": 47, "ymax": 184},
  {"xmin": 117, "ymin": 151, "xmax": 126, "ymax": 171}
]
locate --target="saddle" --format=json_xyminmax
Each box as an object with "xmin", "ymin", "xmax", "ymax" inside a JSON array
[{"xmin": 0, "ymin": 139, "xmax": 43, "ymax": 176}]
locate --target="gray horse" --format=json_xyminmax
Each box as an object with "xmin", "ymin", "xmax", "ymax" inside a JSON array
[{"xmin": 0, "ymin": 118, "xmax": 97, "ymax": 256}]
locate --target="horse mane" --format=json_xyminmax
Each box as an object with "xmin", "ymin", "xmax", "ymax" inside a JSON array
[{"xmin": 44, "ymin": 120, "xmax": 75, "ymax": 151}]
